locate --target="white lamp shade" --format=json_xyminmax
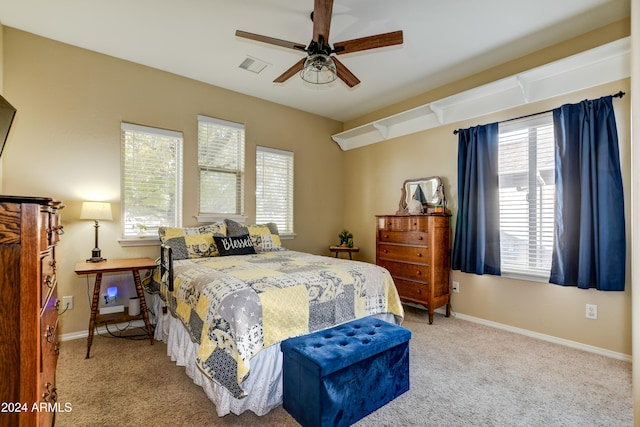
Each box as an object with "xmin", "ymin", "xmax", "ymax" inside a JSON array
[{"xmin": 80, "ymin": 201, "xmax": 113, "ymax": 221}]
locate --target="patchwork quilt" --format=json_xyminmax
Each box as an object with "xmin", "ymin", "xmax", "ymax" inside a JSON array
[{"xmin": 159, "ymin": 250, "xmax": 404, "ymax": 398}]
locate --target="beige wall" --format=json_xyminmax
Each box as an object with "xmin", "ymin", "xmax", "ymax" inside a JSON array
[
  {"xmin": 1, "ymin": 28, "xmax": 344, "ymax": 336},
  {"xmin": 1, "ymin": 20, "xmax": 633, "ymax": 357},
  {"xmin": 342, "ymin": 22, "xmax": 632, "ymax": 356},
  {"xmin": 630, "ymin": 0, "xmax": 639, "ymax": 421},
  {"xmin": 0, "ymin": 21, "xmax": 4, "ymax": 188}
]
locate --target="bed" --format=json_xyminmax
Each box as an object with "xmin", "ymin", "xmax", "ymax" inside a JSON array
[{"xmin": 146, "ymin": 219, "xmax": 404, "ymax": 416}]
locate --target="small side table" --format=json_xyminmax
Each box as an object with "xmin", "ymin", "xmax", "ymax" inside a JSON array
[
  {"xmin": 329, "ymin": 245, "xmax": 360, "ymax": 260},
  {"xmin": 74, "ymin": 257, "xmax": 157, "ymax": 358}
]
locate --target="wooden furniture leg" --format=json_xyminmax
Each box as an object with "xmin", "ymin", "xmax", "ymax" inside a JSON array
[
  {"xmin": 132, "ymin": 270, "xmax": 154, "ymax": 345},
  {"xmin": 86, "ymin": 272, "xmax": 103, "ymax": 359}
]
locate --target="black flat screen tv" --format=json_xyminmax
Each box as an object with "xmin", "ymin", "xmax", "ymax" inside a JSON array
[{"xmin": 0, "ymin": 94, "xmax": 16, "ymax": 158}]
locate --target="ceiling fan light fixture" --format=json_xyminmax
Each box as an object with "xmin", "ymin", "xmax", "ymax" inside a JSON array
[{"xmin": 300, "ymin": 54, "xmax": 337, "ymax": 85}]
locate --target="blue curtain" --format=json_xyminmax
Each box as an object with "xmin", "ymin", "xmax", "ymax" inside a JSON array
[
  {"xmin": 452, "ymin": 123, "xmax": 501, "ymax": 275},
  {"xmin": 550, "ymin": 96, "xmax": 625, "ymax": 291}
]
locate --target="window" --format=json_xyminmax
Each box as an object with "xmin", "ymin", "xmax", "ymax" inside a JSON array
[
  {"xmin": 256, "ymin": 146, "xmax": 294, "ymax": 234},
  {"xmin": 121, "ymin": 123, "xmax": 183, "ymax": 238},
  {"xmin": 498, "ymin": 114, "xmax": 554, "ymax": 278},
  {"xmin": 197, "ymin": 115, "xmax": 245, "ymax": 216}
]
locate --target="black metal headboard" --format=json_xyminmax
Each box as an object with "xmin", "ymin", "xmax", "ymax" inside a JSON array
[{"xmin": 160, "ymin": 244, "xmax": 174, "ymax": 292}]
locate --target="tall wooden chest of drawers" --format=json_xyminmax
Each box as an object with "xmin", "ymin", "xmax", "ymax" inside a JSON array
[
  {"xmin": 376, "ymin": 214, "xmax": 451, "ymax": 324},
  {"xmin": 0, "ymin": 196, "xmax": 63, "ymax": 427}
]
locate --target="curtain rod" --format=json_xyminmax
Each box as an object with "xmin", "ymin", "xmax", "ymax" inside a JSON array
[{"xmin": 452, "ymin": 90, "xmax": 625, "ymax": 135}]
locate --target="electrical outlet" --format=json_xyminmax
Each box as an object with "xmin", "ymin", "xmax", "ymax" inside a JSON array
[
  {"xmin": 62, "ymin": 295, "xmax": 73, "ymax": 310},
  {"xmin": 586, "ymin": 304, "xmax": 598, "ymax": 320},
  {"xmin": 452, "ymin": 281, "xmax": 460, "ymax": 293}
]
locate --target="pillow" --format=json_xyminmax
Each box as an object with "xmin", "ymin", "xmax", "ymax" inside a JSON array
[
  {"xmin": 247, "ymin": 224, "xmax": 283, "ymax": 252},
  {"xmin": 214, "ymin": 234, "xmax": 257, "ymax": 256},
  {"xmin": 250, "ymin": 233, "xmax": 283, "ymax": 252},
  {"xmin": 224, "ymin": 218, "xmax": 249, "ymax": 236},
  {"xmin": 158, "ymin": 222, "xmax": 226, "ymax": 259}
]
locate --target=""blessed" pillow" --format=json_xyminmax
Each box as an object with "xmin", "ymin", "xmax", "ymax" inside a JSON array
[{"xmin": 213, "ymin": 234, "xmax": 256, "ymax": 256}]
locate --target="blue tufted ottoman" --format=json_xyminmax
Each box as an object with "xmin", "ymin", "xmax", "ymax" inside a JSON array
[{"xmin": 281, "ymin": 316, "xmax": 411, "ymax": 427}]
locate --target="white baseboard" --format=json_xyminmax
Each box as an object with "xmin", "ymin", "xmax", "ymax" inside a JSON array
[
  {"xmin": 434, "ymin": 307, "xmax": 631, "ymax": 362},
  {"xmin": 62, "ymin": 309, "xmax": 630, "ymax": 363},
  {"xmin": 59, "ymin": 320, "xmax": 148, "ymax": 342}
]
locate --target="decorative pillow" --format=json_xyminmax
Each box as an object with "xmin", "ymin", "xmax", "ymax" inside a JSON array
[
  {"xmin": 224, "ymin": 218, "xmax": 249, "ymax": 237},
  {"xmin": 247, "ymin": 224, "xmax": 283, "ymax": 252},
  {"xmin": 214, "ymin": 234, "xmax": 257, "ymax": 256},
  {"xmin": 158, "ymin": 222, "xmax": 227, "ymax": 259},
  {"xmin": 250, "ymin": 233, "xmax": 284, "ymax": 252}
]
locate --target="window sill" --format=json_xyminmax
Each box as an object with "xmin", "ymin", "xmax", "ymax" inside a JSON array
[
  {"xmin": 196, "ymin": 214, "xmax": 248, "ymax": 223},
  {"xmin": 500, "ymin": 271, "xmax": 549, "ymax": 284},
  {"xmin": 118, "ymin": 237, "xmax": 160, "ymax": 247}
]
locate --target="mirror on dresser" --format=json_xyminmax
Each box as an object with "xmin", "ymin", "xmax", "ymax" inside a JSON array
[{"xmin": 396, "ymin": 176, "xmax": 446, "ymax": 214}]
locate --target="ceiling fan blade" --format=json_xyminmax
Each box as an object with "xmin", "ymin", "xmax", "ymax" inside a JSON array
[
  {"xmin": 313, "ymin": 0, "xmax": 334, "ymax": 44},
  {"xmin": 273, "ymin": 58, "xmax": 306, "ymax": 83},
  {"xmin": 236, "ymin": 30, "xmax": 306, "ymax": 51},
  {"xmin": 334, "ymin": 30, "xmax": 403, "ymax": 55},
  {"xmin": 333, "ymin": 57, "xmax": 360, "ymax": 88}
]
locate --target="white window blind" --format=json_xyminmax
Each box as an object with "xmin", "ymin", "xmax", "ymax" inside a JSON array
[
  {"xmin": 121, "ymin": 122, "xmax": 183, "ymax": 238},
  {"xmin": 256, "ymin": 146, "xmax": 294, "ymax": 234},
  {"xmin": 197, "ymin": 115, "xmax": 245, "ymax": 215},
  {"xmin": 498, "ymin": 114, "xmax": 555, "ymax": 278}
]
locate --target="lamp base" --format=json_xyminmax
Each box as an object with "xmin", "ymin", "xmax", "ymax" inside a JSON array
[{"xmin": 87, "ymin": 248, "xmax": 106, "ymax": 263}]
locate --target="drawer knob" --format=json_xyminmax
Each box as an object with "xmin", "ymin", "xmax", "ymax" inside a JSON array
[
  {"xmin": 384, "ymin": 234, "xmax": 389, "ymax": 239},
  {"xmin": 417, "ymin": 236, "xmax": 423, "ymax": 240},
  {"xmin": 383, "ymin": 249, "xmax": 388, "ymax": 254},
  {"xmin": 416, "ymin": 270, "xmax": 421, "ymax": 276},
  {"xmin": 417, "ymin": 253, "xmax": 422, "ymax": 257},
  {"xmin": 42, "ymin": 382, "xmax": 58, "ymax": 403},
  {"xmin": 46, "ymin": 325, "xmax": 56, "ymax": 343}
]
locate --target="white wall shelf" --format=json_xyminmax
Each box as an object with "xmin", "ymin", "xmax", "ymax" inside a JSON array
[{"xmin": 332, "ymin": 37, "xmax": 630, "ymax": 151}]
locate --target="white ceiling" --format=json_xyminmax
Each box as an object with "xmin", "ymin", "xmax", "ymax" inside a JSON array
[{"xmin": 0, "ymin": 0, "xmax": 630, "ymax": 122}]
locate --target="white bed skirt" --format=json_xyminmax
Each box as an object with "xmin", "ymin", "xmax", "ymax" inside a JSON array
[{"xmin": 150, "ymin": 293, "xmax": 397, "ymax": 417}]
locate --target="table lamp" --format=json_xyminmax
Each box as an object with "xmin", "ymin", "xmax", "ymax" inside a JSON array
[{"xmin": 80, "ymin": 201, "xmax": 112, "ymax": 262}]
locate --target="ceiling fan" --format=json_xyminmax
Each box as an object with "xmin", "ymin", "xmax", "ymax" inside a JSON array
[{"xmin": 235, "ymin": 0, "xmax": 403, "ymax": 87}]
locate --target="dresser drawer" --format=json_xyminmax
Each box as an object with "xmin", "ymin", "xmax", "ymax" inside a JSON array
[
  {"xmin": 39, "ymin": 211, "xmax": 51, "ymax": 251},
  {"xmin": 41, "ymin": 252, "xmax": 56, "ymax": 308},
  {"xmin": 378, "ymin": 216, "xmax": 412, "ymax": 231},
  {"xmin": 393, "ymin": 278, "xmax": 430, "ymax": 303},
  {"xmin": 379, "ymin": 259, "xmax": 430, "ymax": 282},
  {"xmin": 41, "ymin": 287, "xmax": 59, "ymax": 397},
  {"xmin": 41, "ymin": 290, "xmax": 59, "ymax": 359},
  {"xmin": 379, "ymin": 230, "xmax": 429, "ymax": 245},
  {"xmin": 378, "ymin": 243, "xmax": 431, "ymax": 263}
]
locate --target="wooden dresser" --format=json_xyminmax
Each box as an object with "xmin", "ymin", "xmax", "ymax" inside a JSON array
[
  {"xmin": 0, "ymin": 196, "xmax": 63, "ymax": 427},
  {"xmin": 376, "ymin": 214, "xmax": 451, "ymax": 324}
]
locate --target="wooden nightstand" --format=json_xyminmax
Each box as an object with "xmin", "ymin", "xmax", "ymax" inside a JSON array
[
  {"xmin": 74, "ymin": 257, "xmax": 157, "ymax": 358},
  {"xmin": 329, "ymin": 245, "xmax": 360, "ymax": 260}
]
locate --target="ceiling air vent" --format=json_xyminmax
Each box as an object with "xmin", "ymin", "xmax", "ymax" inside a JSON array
[{"xmin": 239, "ymin": 56, "xmax": 269, "ymax": 74}]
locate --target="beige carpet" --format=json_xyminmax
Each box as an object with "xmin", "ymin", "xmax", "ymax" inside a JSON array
[{"xmin": 55, "ymin": 306, "xmax": 632, "ymax": 426}]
